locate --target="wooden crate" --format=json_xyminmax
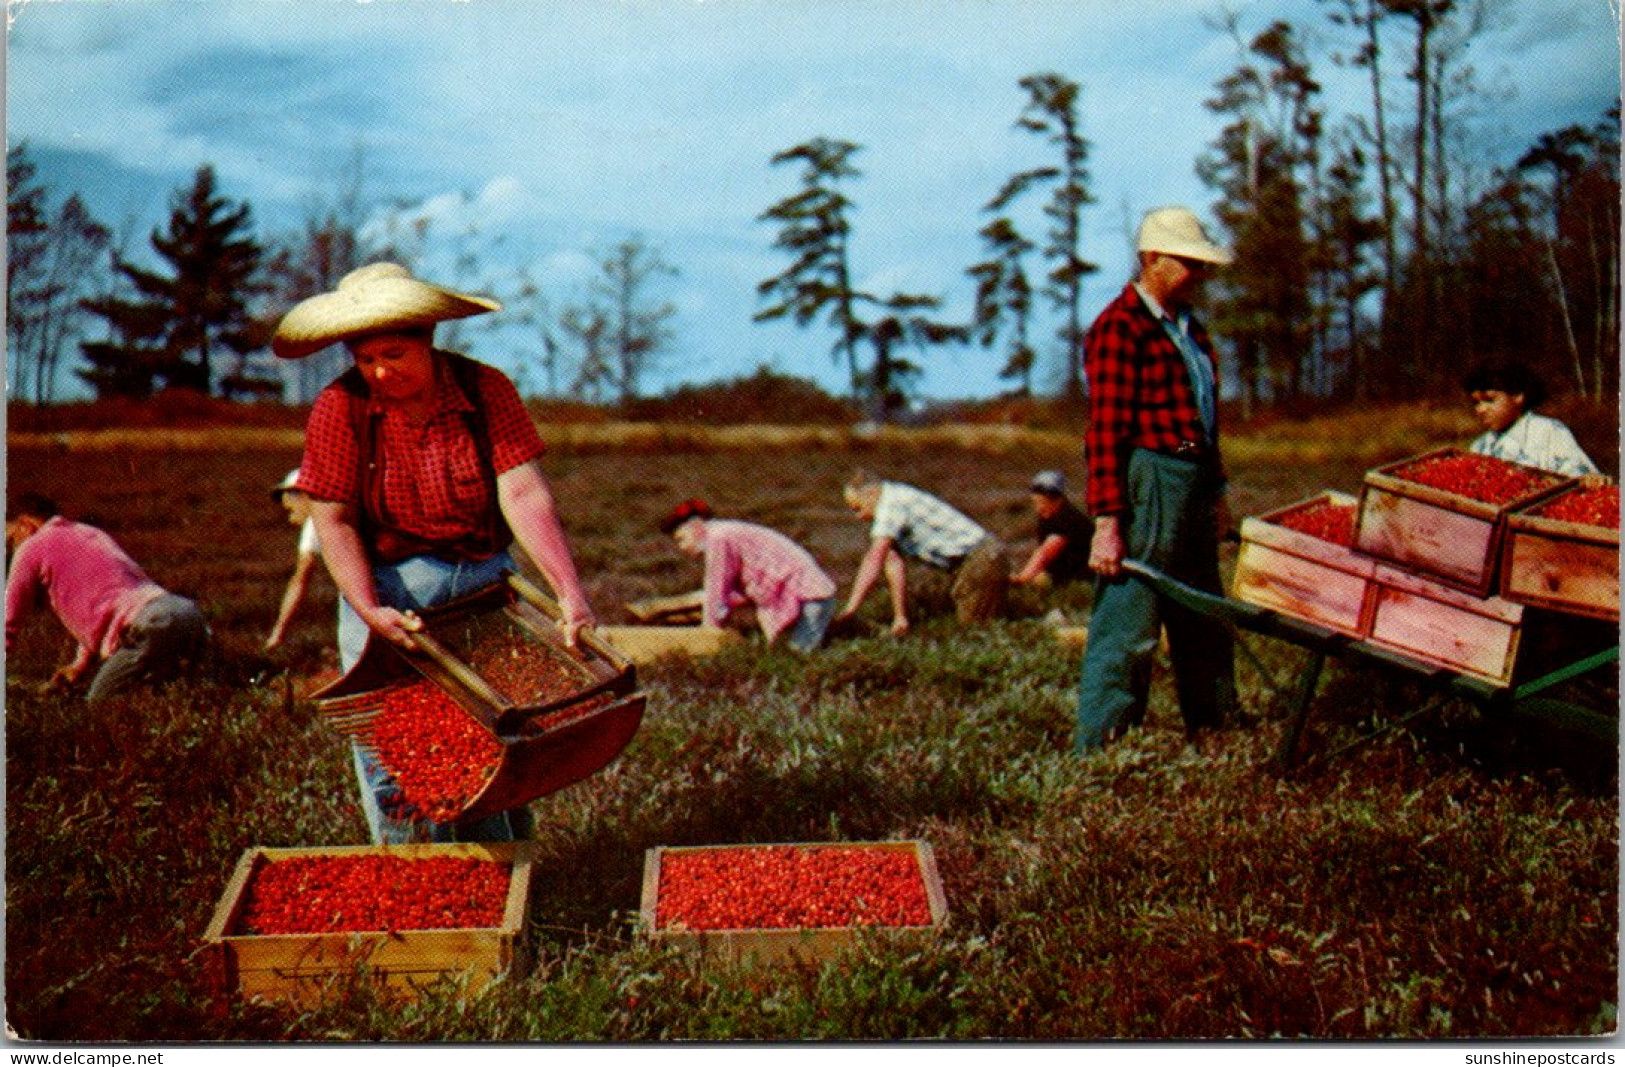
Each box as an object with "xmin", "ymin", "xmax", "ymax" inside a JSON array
[
  {"xmin": 641, "ymin": 840, "xmax": 949, "ymax": 966},
  {"xmin": 1366, "ymin": 563, "xmax": 1525, "ymax": 686},
  {"xmin": 1234, "ymin": 491, "xmax": 1375, "ymax": 639},
  {"xmin": 1355, "ymin": 448, "xmax": 1573, "ymax": 597},
  {"xmin": 597, "ymin": 624, "xmax": 744, "ymax": 664},
  {"xmin": 203, "ymin": 842, "xmax": 533, "ymax": 1007},
  {"xmin": 1500, "ymin": 486, "xmax": 1619, "ymax": 621}
]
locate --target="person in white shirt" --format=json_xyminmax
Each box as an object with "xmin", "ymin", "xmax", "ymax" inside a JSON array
[
  {"xmin": 1463, "ymin": 360, "xmax": 1599, "ymax": 477},
  {"xmin": 265, "ymin": 469, "xmax": 322, "ymax": 651},
  {"xmin": 837, "ymin": 469, "xmax": 1008, "ymax": 634}
]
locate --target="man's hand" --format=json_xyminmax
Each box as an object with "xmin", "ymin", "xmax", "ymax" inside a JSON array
[{"xmin": 1088, "ymin": 516, "xmax": 1125, "ymax": 579}]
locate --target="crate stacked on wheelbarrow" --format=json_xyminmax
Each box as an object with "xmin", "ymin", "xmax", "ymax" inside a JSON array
[
  {"xmin": 1236, "ymin": 449, "xmax": 1608, "ymax": 688},
  {"xmin": 203, "ymin": 571, "xmax": 647, "ymax": 1005},
  {"xmin": 1499, "ymin": 481, "xmax": 1620, "ymax": 622},
  {"xmin": 1352, "ymin": 448, "xmax": 1580, "ymax": 686},
  {"xmin": 1233, "ymin": 490, "xmax": 1375, "ymax": 640}
]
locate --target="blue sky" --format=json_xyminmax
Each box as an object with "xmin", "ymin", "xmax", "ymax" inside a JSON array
[{"xmin": 7, "ymin": 0, "xmax": 1620, "ymax": 401}]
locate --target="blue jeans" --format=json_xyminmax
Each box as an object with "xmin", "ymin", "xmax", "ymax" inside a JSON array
[
  {"xmin": 87, "ymin": 594, "xmax": 210, "ymax": 704},
  {"xmin": 1074, "ymin": 449, "xmax": 1236, "ymax": 753},
  {"xmin": 340, "ymin": 551, "xmax": 527, "ymax": 844}
]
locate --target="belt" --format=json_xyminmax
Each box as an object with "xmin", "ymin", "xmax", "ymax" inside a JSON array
[{"xmin": 1149, "ymin": 439, "xmax": 1217, "ymax": 462}]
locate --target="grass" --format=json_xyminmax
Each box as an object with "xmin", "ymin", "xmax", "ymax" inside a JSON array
[{"xmin": 4, "ymin": 413, "xmax": 1618, "ymax": 1041}]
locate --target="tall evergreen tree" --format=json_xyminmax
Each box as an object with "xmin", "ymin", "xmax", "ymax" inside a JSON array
[
  {"xmin": 1200, "ymin": 19, "xmax": 1322, "ymax": 409},
  {"xmin": 80, "ymin": 165, "xmax": 263, "ymax": 396},
  {"xmin": 8, "ymin": 144, "xmax": 52, "ymax": 399},
  {"xmin": 966, "ymin": 217, "xmax": 1037, "ymax": 396},
  {"xmin": 756, "ymin": 138, "xmax": 964, "ymax": 420},
  {"xmin": 755, "ymin": 138, "xmax": 865, "ymax": 398},
  {"xmin": 987, "ymin": 73, "xmax": 1098, "ymax": 398}
]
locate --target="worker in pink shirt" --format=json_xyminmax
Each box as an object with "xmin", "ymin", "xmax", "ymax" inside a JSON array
[
  {"xmin": 660, "ymin": 499, "xmax": 838, "ymax": 653},
  {"xmin": 6, "ymin": 492, "xmax": 210, "ymax": 703}
]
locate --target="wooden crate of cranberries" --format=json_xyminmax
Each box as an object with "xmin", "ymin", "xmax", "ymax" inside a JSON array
[
  {"xmin": 1234, "ymin": 490, "xmax": 1376, "ymax": 639},
  {"xmin": 1354, "ymin": 448, "xmax": 1574, "ymax": 597},
  {"xmin": 640, "ymin": 840, "xmax": 949, "ymax": 965},
  {"xmin": 1499, "ymin": 482, "xmax": 1620, "ymax": 621},
  {"xmin": 202, "ymin": 842, "xmax": 534, "ymax": 1006}
]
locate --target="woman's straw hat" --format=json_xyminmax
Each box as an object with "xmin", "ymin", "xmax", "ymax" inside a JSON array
[
  {"xmin": 272, "ymin": 262, "xmax": 501, "ymax": 359},
  {"xmin": 1137, "ymin": 207, "xmax": 1233, "ymax": 265}
]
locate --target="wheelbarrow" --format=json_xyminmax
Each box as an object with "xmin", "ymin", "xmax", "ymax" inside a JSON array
[
  {"xmin": 1118, "ymin": 558, "xmax": 1618, "ymax": 773},
  {"xmin": 311, "ymin": 571, "xmax": 647, "ymax": 822}
]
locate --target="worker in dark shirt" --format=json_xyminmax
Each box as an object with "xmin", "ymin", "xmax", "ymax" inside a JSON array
[{"xmin": 1011, "ymin": 470, "xmax": 1092, "ymax": 588}]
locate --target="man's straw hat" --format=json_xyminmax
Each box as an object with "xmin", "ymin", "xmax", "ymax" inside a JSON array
[
  {"xmin": 272, "ymin": 262, "xmax": 501, "ymax": 359},
  {"xmin": 1137, "ymin": 207, "xmax": 1233, "ymax": 266}
]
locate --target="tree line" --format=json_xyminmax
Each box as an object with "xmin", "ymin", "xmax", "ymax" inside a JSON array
[
  {"xmin": 8, "ymin": 2, "xmax": 1619, "ymax": 416},
  {"xmin": 6, "ymin": 145, "xmax": 683, "ymax": 406}
]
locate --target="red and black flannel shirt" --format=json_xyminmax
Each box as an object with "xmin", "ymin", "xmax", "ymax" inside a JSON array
[
  {"xmin": 296, "ymin": 354, "xmax": 545, "ymax": 559},
  {"xmin": 1083, "ymin": 282, "xmax": 1223, "ymax": 517}
]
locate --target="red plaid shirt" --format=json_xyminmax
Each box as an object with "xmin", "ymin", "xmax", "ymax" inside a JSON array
[
  {"xmin": 296, "ymin": 354, "xmax": 545, "ymax": 557},
  {"xmin": 1083, "ymin": 283, "xmax": 1222, "ymax": 516}
]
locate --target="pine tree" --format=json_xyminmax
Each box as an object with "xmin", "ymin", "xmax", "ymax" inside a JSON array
[
  {"xmin": 988, "ymin": 73, "xmax": 1098, "ymax": 398},
  {"xmin": 754, "ymin": 138, "xmax": 865, "ymax": 398},
  {"xmin": 78, "ymin": 165, "xmax": 264, "ymax": 396},
  {"xmin": 967, "ymin": 217, "xmax": 1037, "ymax": 396},
  {"xmin": 756, "ymin": 138, "xmax": 965, "ymax": 420}
]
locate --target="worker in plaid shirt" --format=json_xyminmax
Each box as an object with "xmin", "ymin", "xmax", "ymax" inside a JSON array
[
  {"xmin": 1074, "ymin": 207, "xmax": 1238, "ymax": 753},
  {"xmin": 837, "ymin": 470, "xmax": 1008, "ymax": 634},
  {"xmin": 274, "ymin": 263, "xmax": 597, "ymax": 845}
]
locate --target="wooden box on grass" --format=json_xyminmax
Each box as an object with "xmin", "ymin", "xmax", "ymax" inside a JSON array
[
  {"xmin": 640, "ymin": 840, "xmax": 949, "ymax": 966},
  {"xmin": 203, "ymin": 842, "xmax": 533, "ymax": 1007},
  {"xmin": 1366, "ymin": 563, "xmax": 1525, "ymax": 687},
  {"xmin": 1234, "ymin": 491, "xmax": 1375, "ymax": 639},
  {"xmin": 597, "ymin": 624, "xmax": 744, "ymax": 664},
  {"xmin": 1355, "ymin": 448, "xmax": 1573, "ymax": 597},
  {"xmin": 1500, "ymin": 486, "xmax": 1619, "ymax": 621}
]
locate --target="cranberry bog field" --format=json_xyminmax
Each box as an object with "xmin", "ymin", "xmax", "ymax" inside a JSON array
[{"xmin": 5, "ymin": 406, "xmax": 1618, "ymax": 1041}]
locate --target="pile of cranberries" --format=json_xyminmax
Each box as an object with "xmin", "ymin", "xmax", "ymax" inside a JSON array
[
  {"xmin": 367, "ymin": 681, "xmax": 503, "ymax": 822},
  {"xmin": 1534, "ymin": 484, "xmax": 1619, "ymax": 529},
  {"xmin": 461, "ymin": 626, "xmax": 584, "ymax": 706},
  {"xmin": 1392, "ymin": 451, "xmax": 1563, "ymax": 507},
  {"xmin": 1274, "ymin": 500, "xmax": 1357, "ymax": 546},
  {"xmin": 237, "ymin": 854, "xmax": 509, "ymax": 934},
  {"xmin": 654, "ymin": 845, "xmax": 934, "ymax": 931}
]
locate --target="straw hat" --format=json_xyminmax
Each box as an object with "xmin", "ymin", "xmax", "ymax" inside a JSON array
[
  {"xmin": 1137, "ymin": 207, "xmax": 1233, "ymax": 266},
  {"xmin": 271, "ymin": 263, "xmax": 501, "ymax": 359}
]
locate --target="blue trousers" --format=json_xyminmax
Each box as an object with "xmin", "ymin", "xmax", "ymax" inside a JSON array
[
  {"xmin": 1074, "ymin": 449, "xmax": 1236, "ymax": 753},
  {"xmin": 340, "ymin": 551, "xmax": 528, "ymax": 844}
]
